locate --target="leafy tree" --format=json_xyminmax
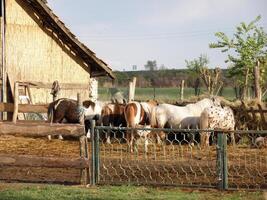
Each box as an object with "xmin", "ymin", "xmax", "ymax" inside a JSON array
[
  {"xmin": 185, "ymin": 54, "xmax": 222, "ymax": 95},
  {"xmin": 210, "ymin": 15, "xmax": 267, "ymax": 100},
  {"xmin": 144, "ymin": 60, "xmax": 158, "ymax": 71}
]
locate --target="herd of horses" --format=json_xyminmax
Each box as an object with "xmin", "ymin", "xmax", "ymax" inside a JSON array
[{"xmin": 47, "ymin": 96, "xmax": 237, "ymax": 152}]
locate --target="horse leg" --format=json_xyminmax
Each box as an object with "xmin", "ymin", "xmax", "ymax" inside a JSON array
[
  {"xmin": 106, "ymin": 129, "xmax": 111, "ymax": 144},
  {"xmin": 130, "ymin": 129, "xmax": 134, "ymax": 153},
  {"xmin": 200, "ymin": 131, "xmax": 207, "ymax": 148},
  {"xmin": 230, "ymin": 131, "xmax": 236, "ymax": 147},
  {"xmin": 205, "ymin": 132, "xmax": 210, "ymax": 147}
]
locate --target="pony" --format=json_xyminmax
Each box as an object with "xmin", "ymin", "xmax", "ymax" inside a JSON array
[
  {"xmin": 47, "ymin": 98, "xmax": 103, "ymax": 139},
  {"xmin": 124, "ymin": 100, "xmax": 158, "ymax": 152},
  {"xmin": 199, "ymin": 105, "xmax": 235, "ymax": 147},
  {"xmin": 100, "ymin": 103, "xmax": 126, "ymax": 143},
  {"xmin": 150, "ymin": 97, "xmax": 221, "ymax": 144}
]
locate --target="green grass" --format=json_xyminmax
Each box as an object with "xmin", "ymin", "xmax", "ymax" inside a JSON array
[
  {"xmin": 0, "ymin": 183, "xmax": 265, "ymax": 200},
  {"xmin": 99, "ymin": 87, "xmax": 236, "ymax": 103}
]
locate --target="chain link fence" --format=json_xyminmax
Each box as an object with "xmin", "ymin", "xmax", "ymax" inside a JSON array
[{"xmin": 90, "ymin": 124, "xmax": 267, "ymax": 190}]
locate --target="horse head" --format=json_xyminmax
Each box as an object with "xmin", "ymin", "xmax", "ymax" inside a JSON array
[{"xmin": 211, "ymin": 96, "xmax": 221, "ymax": 107}]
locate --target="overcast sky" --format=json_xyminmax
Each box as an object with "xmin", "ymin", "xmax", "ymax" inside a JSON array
[{"xmin": 47, "ymin": 0, "xmax": 267, "ymax": 71}]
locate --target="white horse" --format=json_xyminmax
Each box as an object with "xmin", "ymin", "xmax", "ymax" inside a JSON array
[
  {"xmin": 150, "ymin": 97, "xmax": 221, "ymax": 143},
  {"xmin": 200, "ymin": 105, "xmax": 235, "ymax": 147}
]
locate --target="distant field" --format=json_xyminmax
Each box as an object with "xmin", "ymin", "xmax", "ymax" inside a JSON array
[{"xmin": 99, "ymin": 87, "xmax": 236, "ymax": 102}]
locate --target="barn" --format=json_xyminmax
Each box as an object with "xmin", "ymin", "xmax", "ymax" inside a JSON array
[{"xmin": 0, "ymin": 0, "xmax": 114, "ymax": 119}]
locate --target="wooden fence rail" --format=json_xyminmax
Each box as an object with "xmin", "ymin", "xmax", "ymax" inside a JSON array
[
  {"xmin": 0, "ymin": 154, "xmax": 89, "ymax": 169},
  {"xmin": 0, "ymin": 122, "xmax": 84, "ymax": 138},
  {"xmin": 0, "ymin": 102, "xmax": 48, "ymax": 113}
]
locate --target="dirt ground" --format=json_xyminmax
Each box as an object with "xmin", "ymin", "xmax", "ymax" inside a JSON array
[{"xmin": 0, "ymin": 135, "xmax": 266, "ymax": 190}]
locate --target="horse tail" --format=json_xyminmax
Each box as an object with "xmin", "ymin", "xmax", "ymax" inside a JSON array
[
  {"xmin": 150, "ymin": 106, "xmax": 158, "ymax": 128},
  {"xmin": 124, "ymin": 103, "xmax": 137, "ymax": 127},
  {"xmin": 47, "ymin": 102, "xmax": 55, "ymax": 123},
  {"xmin": 199, "ymin": 109, "xmax": 209, "ymax": 147},
  {"xmin": 199, "ymin": 110, "xmax": 209, "ymax": 130},
  {"xmin": 101, "ymin": 105, "xmax": 112, "ymax": 126}
]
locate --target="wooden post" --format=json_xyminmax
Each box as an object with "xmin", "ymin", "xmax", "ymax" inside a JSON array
[
  {"xmin": 128, "ymin": 77, "xmax": 136, "ymax": 102},
  {"xmin": 0, "ymin": 0, "xmax": 6, "ymax": 121},
  {"xmin": 12, "ymin": 82, "xmax": 19, "ymax": 123},
  {"xmin": 77, "ymin": 93, "xmax": 82, "ymax": 107},
  {"xmin": 80, "ymin": 135, "xmax": 89, "ymax": 185},
  {"xmin": 77, "ymin": 93, "xmax": 84, "ymax": 125},
  {"xmin": 180, "ymin": 80, "xmax": 184, "ymax": 101},
  {"xmin": 128, "ymin": 81, "xmax": 133, "ymax": 103},
  {"xmin": 26, "ymin": 85, "xmax": 33, "ymax": 104},
  {"xmin": 132, "ymin": 77, "xmax": 136, "ymax": 101}
]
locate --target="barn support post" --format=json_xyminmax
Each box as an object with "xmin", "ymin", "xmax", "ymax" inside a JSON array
[
  {"xmin": 12, "ymin": 82, "xmax": 19, "ymax": 123},
  {"xmin": 90, "ymin": 119, "xmax": 96, "ymax": 185},
  {"xmin": 216, "ymin": 132, "xmax": 228, "ymax": 190},
  {"xmin": 77, "ymin": 93, "xmax": 84, "ymax": 125},
  {"xmin": 0, "ymin": 0, "xmax": 6, "ymax": 121}
]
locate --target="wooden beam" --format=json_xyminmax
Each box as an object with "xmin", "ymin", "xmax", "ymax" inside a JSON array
[
  {"xmin": 0, "ymin": 122, "xmax": 85, "ymax": 138},
  {"xmin": 0, "ymin": 103, "xmax": 48, "ymax": 113},
  {"xmin": 0, "ymin": 154, "xmax": 89, "ymax": 169},
  {"xmin": 18, "ymin": 81, "xmax": 89, "ymax": 90},
  {"xmin": 12, "ymin": 82, "xmax": 19, "ymax": 123}
]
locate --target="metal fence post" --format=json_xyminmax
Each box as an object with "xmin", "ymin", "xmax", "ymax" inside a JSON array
[
  {"xmin": 217, "ymin": 132, "xmax": 228, "ymax": 190},
  {"xmin": 95, "ymin": 128, "xmax": 100, "ymax": 184},
  {"xmin": 90, "ymin": 120, "xmax": 96, "ymax": 186}
]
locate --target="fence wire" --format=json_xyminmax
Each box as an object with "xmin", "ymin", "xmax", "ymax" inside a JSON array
[{"xmin": 93, "ymin": 126, "xmax": 267, "ymax": 190}]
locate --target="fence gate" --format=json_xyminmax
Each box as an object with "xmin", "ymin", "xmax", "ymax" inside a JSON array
[
  {"xmin": 90, "ymin": 123, "xmax": 216, "ymax": 188},
  {"xmin": 90, "ymin": 121, "xmax": 267, "ymax": 190}
]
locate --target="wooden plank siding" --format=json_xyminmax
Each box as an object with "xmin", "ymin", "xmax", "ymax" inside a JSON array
[{"xmin": 5, "ymin": 0, "xmax": 92, "ymax": 103}]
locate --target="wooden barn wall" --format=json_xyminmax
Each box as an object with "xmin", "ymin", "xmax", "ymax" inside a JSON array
[{"xmin": 5, "ymin": 0, "xmax": 91, "ymax": 103}]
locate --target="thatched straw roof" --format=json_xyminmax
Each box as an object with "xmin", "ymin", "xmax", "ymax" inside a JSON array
[{"xmin": 25, "ymin": 0, "xmax": 115, "ymax": 79}]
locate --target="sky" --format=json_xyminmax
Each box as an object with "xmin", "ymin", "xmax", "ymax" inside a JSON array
[{"xmin": 47, "ymin": 0, "xmax": 267, "ymax": 71}]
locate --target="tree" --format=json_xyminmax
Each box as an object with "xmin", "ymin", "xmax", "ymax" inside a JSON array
[
  {"xmin": 185, "ymin": 54, "xmax": 222, "ymax": 95},
  {"xmin": 210, "ymin": 16, "xmax": 267, "ymax": 101},
  {"xmin": 144, "ymin": 60, "xmax": 157, "ymax": 71}
]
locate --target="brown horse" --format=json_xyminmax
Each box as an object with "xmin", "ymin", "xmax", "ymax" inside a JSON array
[
  {"xmin": 47, "ymin": 98, "xmax": 97, "ymax": 124},
  {"xmin": 124, "ymin": 100, "xmax": 158, "ymax": 152},
  {"xmin": 47, "ymin": 98, "xmax": 100, "ymax": 140},
  {"xmin": 101, "ymin": 103, "xmax": 127, "ymax": 143}
]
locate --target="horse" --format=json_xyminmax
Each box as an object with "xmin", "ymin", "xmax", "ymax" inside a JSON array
[
  {"xmin": 199, "ymin": 105, "xmax": 235, "ymax": 147},
  {"xmin": 124, "ymin": 100, "xmax": 158, "ymax": 152},
  {"xmin": 150, "ymin": 97, "xmax": 221, "ymax": 144},
  {"xmin": 47, "ymin": 98, "xmax": 103, "ymax": 139},
  {"xmin": 100, "ymin": 103, "xmax": 127, "ymax": 143}
]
